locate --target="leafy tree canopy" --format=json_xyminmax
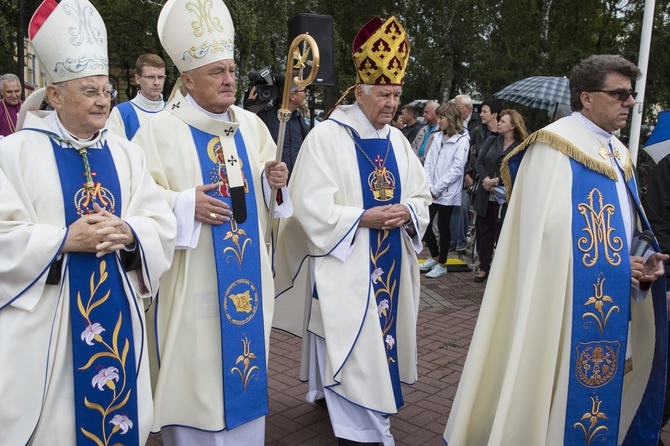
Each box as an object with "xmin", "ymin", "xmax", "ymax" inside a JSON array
[{"xmin": 2, "ymin": 0, "xmax": 669, "ymax": 137}]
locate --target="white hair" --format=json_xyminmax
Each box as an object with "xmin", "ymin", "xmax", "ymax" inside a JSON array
[
  {"xmin": 455, "ymin": 94, "xmax": 473, "ymax": 107},
  {"xmin": 0, "ymin": 73, "xmax": 20, "ymax": 90},
  {"xmin": 360, "ymin": 84, "xmax": 374, "ymax": 95}
]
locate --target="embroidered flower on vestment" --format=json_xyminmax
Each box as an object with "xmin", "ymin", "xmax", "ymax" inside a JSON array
[
  {"xmin": 371, "ymin": 267, "xmax": 384, "ymax": 284},
  {"xmin": 81, "ymin": 322, "xmax": 105, "ymax": 346},
  {"xmin": 110, "ymin": 414, "xmax": 134, "ymax": 434},
  {"xmin": 378, "ymin": 299, "xmax": 389, "ymax": 317},
  {"xmin": 385, "ymin": 334, "xmax": 395, "ymax": 349},
  {"xmin": 92, "ymin": 367, "xmax": 120, "ymax": 391}
]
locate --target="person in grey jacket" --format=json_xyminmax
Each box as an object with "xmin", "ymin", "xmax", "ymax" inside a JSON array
[
  {"xmin": 421, "ymin": 102, "xmax": 470, "ymax": 278},
  {"xmin": 411, "ymin": 100, "xmax": 440, "ymax": 164},
  {"xmin": 473, "ymin": 109, "xmax": 528, "ymax": 282}
]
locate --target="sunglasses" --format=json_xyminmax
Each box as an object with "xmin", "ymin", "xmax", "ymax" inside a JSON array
[{"xmin": 590, "ymin": 89, "xmax": 637, "ymax": 102}]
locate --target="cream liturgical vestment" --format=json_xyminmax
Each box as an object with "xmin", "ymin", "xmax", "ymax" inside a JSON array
[
  {"xmin": 274, "ymin": 104, "xmax": 431, "ymax": 416},
  {"xmin": 443, "ymin": 114, "xmax": 667, "ymax": 445},
  {"xmin": 0, "ymin": 111, "xmax": 177, "ymax": 446},
  {"xmin": 132, "ymin": 89, "xmax": 285, "ymax": 433}
]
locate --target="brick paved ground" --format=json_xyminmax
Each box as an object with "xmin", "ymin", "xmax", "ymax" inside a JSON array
[{"xmin": 147, "ymin": 248, "xmax": 670, "ymax": 445}]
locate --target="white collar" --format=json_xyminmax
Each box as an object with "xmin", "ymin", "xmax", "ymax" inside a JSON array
[
  {"xmin": 572, "ymin": 111, "xmax": 614, "ymax": 143},
  {"xmin": 133, "ymin": 91, "xmax": 166, "ymax": 112},
  {"xmin": 48, "ymin": 112, "xmax": 105, "ymax": 149},
  {"xmin": 186, "ymin": 94, "xmax": 231, "ymax": 122}
]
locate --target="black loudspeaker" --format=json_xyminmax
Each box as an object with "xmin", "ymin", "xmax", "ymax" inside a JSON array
[{"xmin": 288, "ymin": 14, "xmax": 336, "ymax": 87}]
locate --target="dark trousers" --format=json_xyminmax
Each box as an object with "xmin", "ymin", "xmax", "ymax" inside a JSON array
[
  {"xmin": 476, "ymin": 201, "xmax": 504, "ymax": 273},
  {"xmin": 423, "ymin": 203, "xmax": 455, "ymax": 264}
]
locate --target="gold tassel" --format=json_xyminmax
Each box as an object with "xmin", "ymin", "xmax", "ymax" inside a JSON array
[
  {"xmin": 501, "ymin": 129, "xmax": 620, "ymax": 201},
  {"xmin": 324, "ymin": 84, "xmax": 357, "ymax": 120}
]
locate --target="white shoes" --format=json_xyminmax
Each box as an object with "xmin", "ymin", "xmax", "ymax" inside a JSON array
[
  {"xmin": 425, "ymin": 264, "xmax": 448, "ymax": 278},
  {"xmin": 419, "ymin": 258, "xmax": 438, "ymax": 272}
]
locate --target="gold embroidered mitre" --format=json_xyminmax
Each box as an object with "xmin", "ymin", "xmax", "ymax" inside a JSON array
[
  {"xmin": 158, "ymin": 0, "xmax": 235, "ymax": 73},
  {"xmin": 352, "ymin": 16, "xmax": 410, "ymax": 85}
]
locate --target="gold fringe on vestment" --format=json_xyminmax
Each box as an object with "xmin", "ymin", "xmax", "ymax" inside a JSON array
[{"xmin": 501, "ymin": 129, "xmax": 634, "ymax": 202}]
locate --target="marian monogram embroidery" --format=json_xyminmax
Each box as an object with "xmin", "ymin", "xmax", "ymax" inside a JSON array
[
  {"xmin": 182, "ymin": 0, "xmax": 232, "ymax": 62},
  {"xmin": 576, "ymin": 188, "xmax": 623, "ymax": 267},
  {"xmin": 75, "ymin": 171, "xmax": 115, "ymax": 216},
  {"xmin": 64, "ymin": 0, "xmax": 104, "ymax": 46},
  {"xmin": 186, "ymin": 0, "xmax": 223, "ymax": 37}
]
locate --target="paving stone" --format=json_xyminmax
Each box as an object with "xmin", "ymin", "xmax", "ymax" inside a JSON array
[{"xmin": 140, "ymin": 260, "xmax": 670, "ymax": 445}]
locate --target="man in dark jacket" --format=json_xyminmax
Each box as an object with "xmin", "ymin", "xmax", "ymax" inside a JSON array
[
  {"xmin": 251, "ymin": 80, "xmax": 309, "ymax": 180},
  {"xmin": 401, "ymin": 104, "xmax": 423, "ymax": 143},
  {"xmin": 643, "ymin": 153, "xmax": 670, "ymax": 446}
]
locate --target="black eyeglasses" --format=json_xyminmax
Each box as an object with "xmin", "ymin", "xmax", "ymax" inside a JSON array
[{"xmin": 590, "ymin": 89, "xmax": 637, "ymax": 102}]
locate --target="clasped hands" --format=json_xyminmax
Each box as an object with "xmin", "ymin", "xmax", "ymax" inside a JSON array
[
  {"xmin": 195, "ymin": 161, "xmax": 288, "ymax": 225},
  {"xmin": 62, "ymin": 203, "xmax": 135, "ymax": 258},
  {"xmin": 482, "ymin": 176, "xmax": 497, "ymax": 192},
  {"xmin": 360, "ymin": 204, "xmax": 410, "ymax": 231},
  {"xmin": 630, "ymin": 252, "xmax": 669, "ymax": 287}
]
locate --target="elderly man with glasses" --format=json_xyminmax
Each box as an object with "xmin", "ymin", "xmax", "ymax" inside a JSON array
[
  {"xmin": 107, "ymin": 53, "xmax": 167, "ymax": 140},
  {"xmin": 444, "ymin": 54, "xmax": 668, "ymax": 445},
  {"xmin": 0, "ymin": 1, "xmax": 177, "ymax": 445}
]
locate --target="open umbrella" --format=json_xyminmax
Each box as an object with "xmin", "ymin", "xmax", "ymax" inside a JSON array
[
  {"xmin": 643, "ymin": 110, "xmax": 670, "ymax": 164},
  {"xmin": 494, "ymin": 76, "xmax": 570, "ymax": 113}
]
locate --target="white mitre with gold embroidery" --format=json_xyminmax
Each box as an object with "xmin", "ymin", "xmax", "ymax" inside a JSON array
[
  {"xmin": 158, "ymin": 0, "xmax": 234, "ymax": 73},
  {"xmin": 28, "ymin": 0, "xmax": 108, "ymax": 84}
]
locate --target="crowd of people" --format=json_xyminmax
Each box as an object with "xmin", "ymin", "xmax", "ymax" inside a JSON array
[
  {"xmin": 393, "ymin": 92, "xmax": 527, "ymax": 282},
  {"xmin": 1, "ymin": 0, "xmax": 668, "ymax": 445}
]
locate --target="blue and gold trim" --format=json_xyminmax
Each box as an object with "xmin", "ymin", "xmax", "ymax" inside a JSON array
[
  {"xmin": 51, "ymin": 138, "xmax": 140, "ymax": 446},
  {"xmin": 565, "ymin": 159, "xmax": 630, "ymax": 445},
  {"xmin": 352, "ymin": 132, "xmax": 404, "ymax": 411},
  {"xmin": 190, "ymin": 126, "xmax": 268, "ymax": 429}
]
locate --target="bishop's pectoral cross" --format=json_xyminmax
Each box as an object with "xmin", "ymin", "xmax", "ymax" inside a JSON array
[{"xmin": 372, "ymin": 154, "xmax": 391, "ymax": 201}]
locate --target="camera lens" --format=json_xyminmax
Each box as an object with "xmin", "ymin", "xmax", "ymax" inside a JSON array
[{"xmin": 256, "ymin": 85, "xmax": 277, "ymax": 102}]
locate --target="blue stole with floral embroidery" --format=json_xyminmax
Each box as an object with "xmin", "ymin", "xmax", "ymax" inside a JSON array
[
  {"xmin": 351, "ymin": 132, "xmax": 404, "ymax": 411},
  {"xmin": 190, "ymin": 127, "xmax": 268, "ymax": 429},
  {"xmin": 564, "ymin": 158, "xmax": 667, "ymax": 445},
  {"xmin": 51, "ymin": 138, "xmax": 140, "ymax": 446}
]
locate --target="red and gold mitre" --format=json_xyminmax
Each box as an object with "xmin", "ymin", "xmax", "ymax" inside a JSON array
[{"xmin": 352, "ymin": 16, "xmax": 410, "ymax": 85}]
